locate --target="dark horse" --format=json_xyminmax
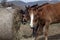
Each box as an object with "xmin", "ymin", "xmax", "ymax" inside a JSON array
[{"xmin": 22, "ymin": 2, "xmax": 60, "ymax": 40}]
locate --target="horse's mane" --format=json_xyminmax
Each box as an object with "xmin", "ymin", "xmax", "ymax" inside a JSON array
[
  {"xmin": 29, "ymin": 3, "xmax": 49, "ymax": 10},
  {"xmin": 37, "ymin": 3, "xmax": 49, "ymax": 8},
  {"xmin": 26, "ymin": 3, "xmax": 49, "ymax": 11},
  {"xmin": 31, "ymin": 4, "xmax": 38, "ymax": 8}
]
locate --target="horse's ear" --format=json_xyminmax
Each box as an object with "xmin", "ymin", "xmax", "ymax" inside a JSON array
[
  {"xmin": 25, "ymin": 5, "xmax": 27, "ymax": 9},
  {"xmin": 25, "ymin": 5, "xmax": 30, "ymax": 9},
  {"xmin": 20, "ymin": 9, "xmax": 25, "ymax": 14}
]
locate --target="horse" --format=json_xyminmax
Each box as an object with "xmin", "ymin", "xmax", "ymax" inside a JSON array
[
  {"xmin": 21, "ymin": 2, "xmax": 60, "ymax": 40},
  {"xmin": 22, "ymin": 3, "xmax": 49, "ymax": 39},
  {"xmin": 21, "ymin": 4, "xmax": 40, "ymax": 37}
]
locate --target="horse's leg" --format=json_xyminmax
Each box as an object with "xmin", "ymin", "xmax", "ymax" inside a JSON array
[
  {"xmin": 44, "ymin": 22, "xmax": 50, "ymax": 40},
  {"xmin": 32, "ymin": 25, "xmax": 39, "ymax": 37},
  {"xmin": 35, "ymin": 25, "xmax": 44, "ymax": 40},
  {"xmin": 32, "ymin": 27, "xmax": 35, "ymax": 36},
  {"xmin": 35, "ymin": 33, "xmax": 39, "ymax": 40}
]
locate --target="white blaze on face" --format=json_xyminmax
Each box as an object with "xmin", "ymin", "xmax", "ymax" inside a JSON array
[{"xmin": 30, "ymin": 13, "xmax": 34, "ymax": 27}]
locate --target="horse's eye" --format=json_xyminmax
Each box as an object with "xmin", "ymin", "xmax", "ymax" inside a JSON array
[{"xmin": 35, "ymin": 19, "xmax": 37, "ymax": 22}]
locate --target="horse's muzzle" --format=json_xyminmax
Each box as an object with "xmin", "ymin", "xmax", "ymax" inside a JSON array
[{"xmin": 22, "ymin": 19, "xmax": 27, "ymax": 25}]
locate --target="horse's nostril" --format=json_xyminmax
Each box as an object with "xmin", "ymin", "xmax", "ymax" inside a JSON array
[
  {"xmin": 22, "ymin": 21, "xmax": 26, "ymax": 25},
  {"xmin": 22, "ymin": 19, "xmax": 27, "ymax": 25}
]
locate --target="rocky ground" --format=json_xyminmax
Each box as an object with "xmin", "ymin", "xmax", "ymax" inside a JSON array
[{"xmin": 0, "ymin": 7, "xmax": 60, "ymax": 40}]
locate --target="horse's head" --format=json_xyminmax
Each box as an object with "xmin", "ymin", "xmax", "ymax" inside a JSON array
[
  {"xmin": 19, "ymin": 8, "xmax": 30, "ymax": 25},
  {"xmin": 22, "ymin": 5, "xmax": 40, "ymax": 29},
  {"xmin": 28, "ymin": 7, "xmax": 39, "ymax": 29}
]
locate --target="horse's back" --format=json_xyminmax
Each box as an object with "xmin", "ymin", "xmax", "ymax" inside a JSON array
[
  {"xmin": 38, "ymin": 2, "xmax": 60, "ymax": 23},
  {"xmin": 47, "ymin": 3, "xmax": 60, "ymax": 23}
]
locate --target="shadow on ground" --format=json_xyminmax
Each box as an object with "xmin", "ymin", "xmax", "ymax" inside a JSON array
[
  {"xmin": 21, "ymin": 33, "xmax": 60, "ymax": 40},
  {"xmin": 39, "ymin": 34, "xmax": 60, "ymax": 40}
]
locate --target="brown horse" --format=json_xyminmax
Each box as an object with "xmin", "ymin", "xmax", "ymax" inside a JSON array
[{"xmin": 22, "ymin": 2, "xmax": 60, "ymax": 40}]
